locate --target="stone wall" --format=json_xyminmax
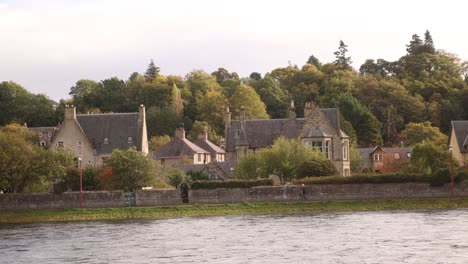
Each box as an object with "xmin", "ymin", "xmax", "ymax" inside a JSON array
[
  {"xmin": 0, "ymin": 191, "xmax": 125, "ymax": 211},
  {"xmin": 2, "ymin": 183, "xmax": 468, "ymax": 211}
]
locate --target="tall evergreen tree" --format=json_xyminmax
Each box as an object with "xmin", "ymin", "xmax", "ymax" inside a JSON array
[
  {"xmin": 334, "ymin": 40, "xmax": 352, "ymax": 70},
  {"xmin": 423, "ymin": 30, "xmax": 436, "ymax": 54},
  {"xmin": 406, "ymin": 34, "xmax": 423, "ymax": 55},
  {"xmin": 145, "ymin": 59, "xmax": 160, "ymax": 82}
]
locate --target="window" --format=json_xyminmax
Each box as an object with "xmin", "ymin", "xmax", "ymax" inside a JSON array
[
  {"xmin": 198, "ymin": 153, "xmax": 202, "ymax": 162},
  {"xmin": 77, "ymin": 141, "xmax": 81, "ymax": 147},
  {"xmin": 128, "ymin": 137, "xmax": 133, "ymax": 144},
  {"xmin": 58, "ymin": 141, "xmax": 64, "ymax": 147},
  {"xmin": 407, "ymin": 152, "xmax": 411, "ymax": 158},
  {"xmin": 374, "ymin": 154, "xmax": 383, "ymax": 161},
  {"xmin": 234, "ymin": 130, "xmax": 240, "ymax": 139},
  {"xmin": 40, "ymin": 141, "xmax": 46, "ymax": 147},
  {"xmin": 394, "ymin": 153, "xmax": 400, "ymax": 159},
  {"xmin": 73, "ymin": 157, "xmax": 78, "ymax": 168},
  {"xmin": 104, "ymin": 138, "xmax": 109, "ymax": 144},
  {"xmin": 325, "ymin": 140, "xmax": 331, "ymax": 160},
  {"xmin": 343, "ymin": 141, "xmax": 349, "ymax": 161}
]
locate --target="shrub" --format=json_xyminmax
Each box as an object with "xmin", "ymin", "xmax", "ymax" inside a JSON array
[
  {"xmin": 297, "ymin": 159, "xmax": 338, "ymax": 178},
  {"xmin": 430, "ymin": 168, "xmax": 451, "ymax": 187},
  {"xmin": 455, "ymin": 170, "xmax": 467, "ymax": 183},
  {"xmin": 190, "ymin": 179, "xmax": 274, "ymax": 189},
  {"xmin": 186, "ymin": 171, "xmax": 209, "ymax": 181}
]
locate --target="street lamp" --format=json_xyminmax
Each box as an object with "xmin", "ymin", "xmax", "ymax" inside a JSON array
[
  {"xmin": 78, "ymin": 155, "xmax": 83, "ymax": 208},
  {"xmin": 448, "ymin": 145, "xmax": 455, "ymax": 198}
]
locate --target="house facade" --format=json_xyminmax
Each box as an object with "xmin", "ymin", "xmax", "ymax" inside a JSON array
[
  {"xmin": 153, "ymin": 128, "xmax": 211, "ymax": 166},
  {"xmin": 50, "ymin": 105, "xmax": 149, "ymax": 166},
  {"xmin": 449, "ymin": 121, "xmax": 468, "ymax": 166},
  {"xmin": 358, "ymin": 146, "xmax": 412, "ymax": 173},
  {"xmin": 28, "ymin": 126, "xmax": 58, "ymax": 148},
  {"xmin": 193, "ymin": 130, "xmax": 225, "ymax": 162},
  {"xmin": 224, "ymin": 101, "xmax": 351, "ymax": 176}
]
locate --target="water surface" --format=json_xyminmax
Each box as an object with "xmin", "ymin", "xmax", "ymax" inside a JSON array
[{"xmin": 2, "ymin": 209, "xmax": 468, "ymax": 263}]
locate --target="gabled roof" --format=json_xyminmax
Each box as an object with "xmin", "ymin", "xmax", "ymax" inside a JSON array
[
  {"xmin": 193, "ymin": 138, "xmax": 225, "ymax": 157},
  {"xmin": 154, "ymin": 137, "xmax": 209, "ymax": 159},
  {"xmin": 358, "ymin": 147, "xmax": 412, "ymax": 169},
  {"xmin": 451, "ymin": 121, "xmax": 468, "ymax": 153},
  {"xmin": 226, "ymin": 118, "xmax": 306, "ymax": 152},
  {"xmin": 76, "ymin": 113, "xmax": 142, "ymax": 155}
]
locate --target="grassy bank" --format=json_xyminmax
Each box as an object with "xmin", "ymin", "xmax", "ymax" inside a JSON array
[{"xmin": 2, "ymin": 198, "xmax": 468, "ymax": 224}]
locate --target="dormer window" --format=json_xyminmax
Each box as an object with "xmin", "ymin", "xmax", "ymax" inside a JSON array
[
  {"xmin": 128, "ymin": 137, "xmax": 133, "ymax": 144},
  {"xmin": 58, "ymin": 141, "xmax": 64, "ymax": 147},
  {"xmin": 104, "ymin": 138, "xmax": 109, "ymax": 144},
  {"xmin": 234, "ymin": 130, "xmax": 240, "ymax": 139}
]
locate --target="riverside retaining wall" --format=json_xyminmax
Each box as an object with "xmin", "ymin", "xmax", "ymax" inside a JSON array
[{"xmin": 2, "ymin": 183, "xmax": 468, "ymax": 211}]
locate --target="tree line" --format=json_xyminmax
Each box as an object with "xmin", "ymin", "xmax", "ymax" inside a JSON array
[{"xmin": 1, "ymin": 30, "xmax": 467, "ymax": 149}]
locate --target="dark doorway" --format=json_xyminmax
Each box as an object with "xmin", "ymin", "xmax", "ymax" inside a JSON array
[{"xmin": 180, "ymin": 183, "xmax": 189, "ymax": 204}]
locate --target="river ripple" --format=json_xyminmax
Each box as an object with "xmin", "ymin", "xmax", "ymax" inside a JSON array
[{"xmin": 2, "ymin": 209, "xmax": 468, "ymax": 263}]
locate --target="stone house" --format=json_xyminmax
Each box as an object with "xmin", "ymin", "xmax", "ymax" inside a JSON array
[
  {"xmin": 449, "ymin": 120, "xmax": 468, "ymax": 166},
  {"xmin": 358, "ymin": 146, "xmax": 412, "ymax": 173},
  {"xmin": 193, "ymin": 130, "xmax": 225, "ymax": 162},
  {"xmin": 153, "ymin": 128, "xmax": 211, "ymax": 166},
  {"xmin": 224, "ymin": 101, "xmax": 351, "ymax": 176},
  {"xmin": 50, "ymin": 105, "xmax": 149, "ymax": 166}
]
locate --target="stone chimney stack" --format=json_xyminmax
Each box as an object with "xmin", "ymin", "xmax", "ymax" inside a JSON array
[
  {"xmin": 240, "ymin": 106, "xmax": 246, "ymax": 124},
  {"xmin": 198, "ymin": 127, "xmax": 208, "ymax": 140},
  {"xmin": 139, "ymin": 104, "xmax": 146, "ymax": 122},
  {"xmin": 304, "ymin": 101, "xmax": 317, "ymax": 118},
  {"xmin": 64, "ymin": 105, "xmax": 76, "ymax": 120},
  {"xmin": 175, "ymin": 127, "xmax": 185, "ymax": 139},
  {"xmin": 289, "ymin": 99, "xmax": 296, "ymax": 119}
]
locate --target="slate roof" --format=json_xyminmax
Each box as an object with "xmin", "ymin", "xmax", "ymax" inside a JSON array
[
  {"xmin": 154, "ymin": 137, "xmax": 209, "ymax": 159},
  {"xmin": 451, "ymin": 121, "xmax": 468, "ymax": 153},
  {"xmin": 193, "ymin": 138, "xmax": 225, "ymax": 158},
  {"xmin": 29, "ymin": 127, "xmax": 57, "ymax": 147},
  {"xmin": 225, "ymin": 118, "xmax": 306, "ymax": 152},
  {"xmin": 76, "ymin": 113, "xmax": 142, "ymax": 155},
  {"xmin": 225, "ymin": 108, "xmax": 347, "ymax": 152},
  {"xmin": 175, "ymin": 161, "xmax": 237, "ymax": 179}
]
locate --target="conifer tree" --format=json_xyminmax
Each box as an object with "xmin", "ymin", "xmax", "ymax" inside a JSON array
[
  {"xmin": 144, "ymin": 59, "xmax": 160, "ymax": 82},
  {"xmin": 334, "ymin": 40, "xmax": 352, "ymax": 70}
]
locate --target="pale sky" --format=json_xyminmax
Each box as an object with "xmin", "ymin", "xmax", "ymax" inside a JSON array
[{"xmin": 1, "ymin": 0, "xmax": 468, "ymax": 101}]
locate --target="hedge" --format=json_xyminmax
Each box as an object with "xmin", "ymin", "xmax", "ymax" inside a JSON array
[
  {"xmin": 294, "ymin": 171, "xmax": 466, "ymax": 185},
  {"xmin": 190, "ymin": 179, "xmax": 274, "ymax": 189},
  {"xmin": 294, "ymin": 173, "xmax": 431, "ymax": 185}
]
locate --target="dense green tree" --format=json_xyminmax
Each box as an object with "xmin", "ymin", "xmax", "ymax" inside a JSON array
[
  {"xmin": 306, "ymin": 54, "xmax": 322, "ymax": 69},
  {"xmin": 406, "ymin": 141, "xmax": 449, "ymax": 174},
  {"xmin": 235, "ymin": 137, "xmax": 321, "ymax": 184},
  {"xmin": 229, "ymin": 84, "xmax": 269, "ymax": 120},
  {"xmin": 0, "ymin": 81, "xmax": 59, "ymax": 127},
  {"xmin": 196, "ymin": 89, "xmax": 227, "ymax": 134},
  {"xmin": 248, "ymin": 74, "xmax": 289, "ymax": 118},
  {"xmin": 336, "ymin": 93, "xmax": 383, "ymax": 146},
  {"xmin": 187, "ymin": 121, "xmax": 222, "ymax": 145},
  {"xmin": 0, "ymin": 124, "xmax": 73, "ymax": 193},
  {"xmin": 106, "ymin": 147, "xmax": 157, "ymax": 191},
  {"xmin": 69, "ymin": 79, "xmax": 101, "ymax": 113},
  {"xmin": 401, "ymin": 122, "xmax": 448, "ymax": 147}
]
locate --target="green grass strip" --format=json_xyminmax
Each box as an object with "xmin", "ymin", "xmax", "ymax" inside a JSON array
[{"xmin": 2, "ymin": 198, "xmax": 468, "ymax": 224}]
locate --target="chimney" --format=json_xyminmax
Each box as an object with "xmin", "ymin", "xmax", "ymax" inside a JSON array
[
  {"xmin": 139, "ymin": 104, "xmax": 146, "ymax": 122},
  {"xmin": 198, "ymin": 127, "xmax": 208, "ymax": 140},
  {"xmin": 175, "ymin": 127, "xmax": 185, "ymax": 139},
  {"xmin": 224, "ymin": 106, "xmax": 231, "ymax": 141},
  {"xmin": 64, "ymin": 105, "xmax": 76, "ymax": 120},
  {"xmin": 304, "ymin": 101, "xmax": 316, "ymax": 118},
  {"xmin": 240, "ymin": 105, "xmax": 246, "ymax": 124},
  {"xmin": 289, "ymin": 100, "xmax": 296, "ymax": 119}
]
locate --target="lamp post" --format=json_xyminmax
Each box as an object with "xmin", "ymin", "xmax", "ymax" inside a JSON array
[
  {"xmin": 79, "ymin": 155, "xmax": 83, "ymax": 208},
  {"xmin": 449, "ymin": 145, "xmax": 455, "ymax": 198}
]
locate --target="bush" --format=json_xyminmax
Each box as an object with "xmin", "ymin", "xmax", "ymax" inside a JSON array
[
  {"xmin": 294, "ymin": 173, "xmax": 431, "ymax": 185},
  {"xmin": 430, "ymin": 168, "xmax": 454, "ymax": 187},
  {"xmin": 297, "ymin": 159, "xmax": 338, "ymax": 178},
  {"xmin": 186, "ymin": 171, "xmax": 209, "ymax": 181},
  {"xmin": 190, "ymin": 179, "xmax": 274, "ymax": 189},
  {"xmin": 455, "ymin": 170, "xmax": 467, "ymax": 183}
]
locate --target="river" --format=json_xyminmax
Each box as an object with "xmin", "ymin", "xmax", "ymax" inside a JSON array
[{"xmin": 1, "ymin": 209, "xmax": 468, "ymax": 263}]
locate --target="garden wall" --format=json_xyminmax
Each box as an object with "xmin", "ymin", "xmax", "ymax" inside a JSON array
[{"xmin": 2, "ymin": 183, "xmax": 468, "ymax": 211}]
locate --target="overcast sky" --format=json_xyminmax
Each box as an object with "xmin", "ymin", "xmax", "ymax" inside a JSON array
[{"xmin": 1, "ymin": 0, "xmax": 467, "ymax": 101}]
